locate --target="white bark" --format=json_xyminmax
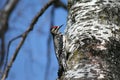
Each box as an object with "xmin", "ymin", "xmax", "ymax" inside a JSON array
[{"xmin": 58, "ymin": 0, "xmax": 120, "ymax": 80}]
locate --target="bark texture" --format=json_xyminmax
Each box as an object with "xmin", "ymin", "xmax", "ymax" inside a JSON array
[{"xmin": 58, "ymin": 0, "xmax": 120, "ymax": 80}]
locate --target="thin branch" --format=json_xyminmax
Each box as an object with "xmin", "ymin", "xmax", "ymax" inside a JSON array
[
  {"xmin": 54, "ymin": 0, "xmax": 67, "ymax": 11},
  {"xmin": 0, "ymin": 35, "xmax": 5, "ymax": 69},
  {"xmin": 0, "ymin": 0, "xmax": 19, "ymax": 75},
  {"xmin": 4, "ymin": 34, "xmax": 22, "ymax": 72},
  {"xmin": 4, "ymin": 0, "xmax": 19, "ymax": 15},
  {"xmin": 45, "ymin": 34, "xmax": 52, "ymax": 80},
  {"xmin": 1, "ymin": 0, "xmax": 55, "ymax": 80},
  {"xmin": 44, "ymin": 5, "xmax": 55, "ymax": 80}
]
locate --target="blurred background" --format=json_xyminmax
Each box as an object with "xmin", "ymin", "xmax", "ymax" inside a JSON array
[{"xmin": 0, "ymin": 0, "xmax": 68, "ymax": 80}]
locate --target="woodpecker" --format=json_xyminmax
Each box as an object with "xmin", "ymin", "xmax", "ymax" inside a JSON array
[
  {"xmin": 51, "ymin": 25, "xmax": 63, "ymax": 60},
  {"xmin": 51, "ymin": 25, "xmax": 66, "ymax": 77}
]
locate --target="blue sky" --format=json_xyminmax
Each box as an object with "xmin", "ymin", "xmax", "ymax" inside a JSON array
[{"xmin": 0, "ymin": 0, "xmax": 67, "ymax": 80}]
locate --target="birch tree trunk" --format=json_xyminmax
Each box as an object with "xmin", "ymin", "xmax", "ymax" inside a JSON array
[{"xmin": 58, "ymin": 0, "xmax": 120, "ymax": 80}]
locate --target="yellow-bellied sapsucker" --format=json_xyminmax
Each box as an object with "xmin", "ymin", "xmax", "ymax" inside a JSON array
[{"xmin": 51, "ymin": 25, "xmax": 66, "ymax": 78}]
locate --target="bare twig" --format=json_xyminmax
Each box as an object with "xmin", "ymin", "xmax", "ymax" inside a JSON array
[
  {"xmin": 45, "ymin": 33, "xmax": 52, "ymax": 80},
  {"xmin": 0, "ymin": 35, "xmax": 5, "ymax": 70},
  {"xmin": 1, "ymin": 0, "xmax": 55, "ymax": 80},
  {"xmin": 44, "ymin": 5, "xmax": 55, "ymax": 80},
  {"xmin": 0, "ymin": 0, "xmax": 19, "ymax": 75},
  {"xmin": 54, "ymin": 0, "xmax": 67, "ymax": 10},
  {"xmin": 4, "ymin": 0, "xmax": 19, "ymax": 15},
  {"xmin": 4, "ymin": 34, "xmax": 22, "ymax": 72}
]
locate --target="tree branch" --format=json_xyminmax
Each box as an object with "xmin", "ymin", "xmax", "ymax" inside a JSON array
[
  {"xmin": 1, "ymin": 0, "xmax": 56, "ymax": 80},
  {"xmin": 54, "ymin": 0, "xmax": 67, "ymax": 10},
  {"xmin": 4, "ymin": 0, "xmax": 19, "ymax": 15},
  {"xmin": 0, "ymin": 0, "xmax": 19, "ymax": 75},
  {"xmin": 44, "ymin": 5, "xmax": 55, "ymax": 80}
]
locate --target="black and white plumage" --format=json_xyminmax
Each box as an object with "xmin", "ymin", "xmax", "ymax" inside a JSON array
[{"xmin": 51, "ymin": 25, "xmax": 67, "ymax": 78}]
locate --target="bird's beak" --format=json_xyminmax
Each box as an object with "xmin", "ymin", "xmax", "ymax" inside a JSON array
[{"xmin": 59, "ymin": 24, "xmax": 64, "ymax": 29}]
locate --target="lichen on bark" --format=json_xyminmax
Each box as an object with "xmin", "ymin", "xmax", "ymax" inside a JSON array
[{"xmin": 58, "ymin": 0, "xmax": 120, "ymax": 80}]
